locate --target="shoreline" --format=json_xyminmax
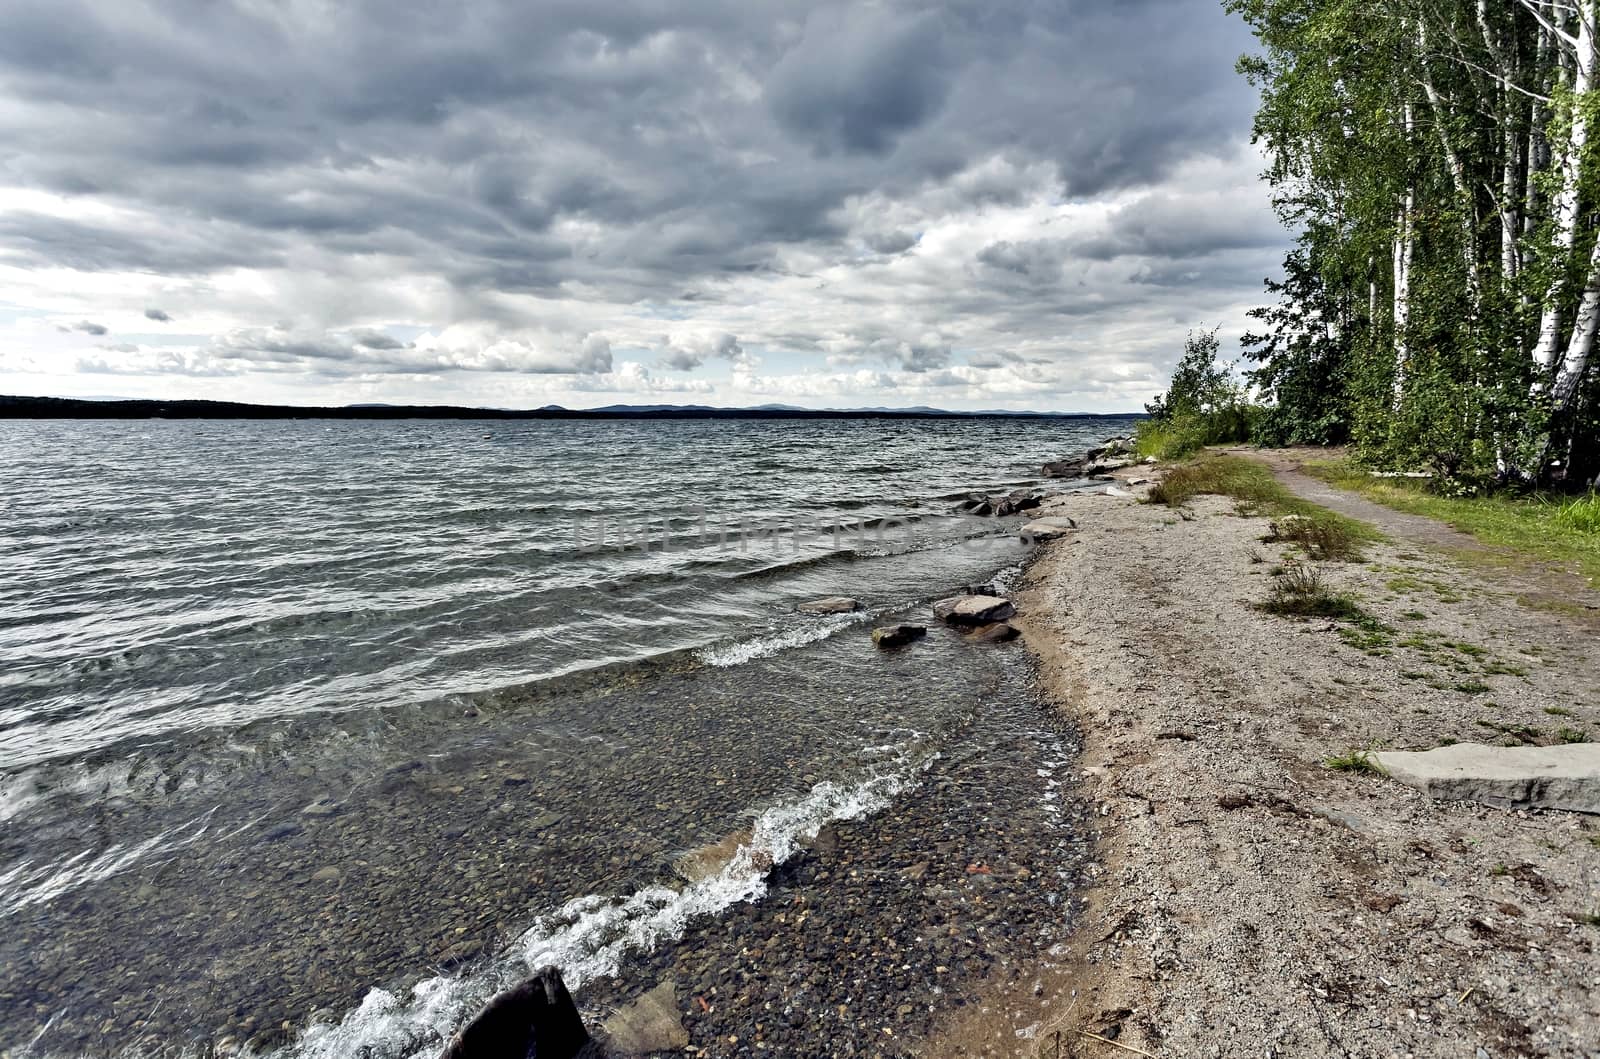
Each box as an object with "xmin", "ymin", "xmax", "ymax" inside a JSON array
[{"xmin": 978, "ymin": 458, "xmax": 1599, "ymax": 1058}]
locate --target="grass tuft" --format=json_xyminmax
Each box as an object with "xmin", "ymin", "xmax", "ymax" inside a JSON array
[
  {"xmin": 1325, "ymin": 750, "xmax": 1385, "ymax": 775},
  {"xmin": 1266, "ymin": 514, "xmax": 1363, "ymax": 562},
  {"xmin": 1555, "ymin": 726, "xmax": 1591, "ymax": 744},
  {"xmin": 1259, "ymin": 562, "xmax": 1379, "ymax": 626}
]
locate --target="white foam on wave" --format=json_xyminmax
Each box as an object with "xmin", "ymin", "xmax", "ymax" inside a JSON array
[
  {"xmin": 278, "ymin": 748, "xmax": 933, "ymax": 1059},
  {"xmin": 695, "ymin": 612, "xmax": 863, "ymax": 668}
]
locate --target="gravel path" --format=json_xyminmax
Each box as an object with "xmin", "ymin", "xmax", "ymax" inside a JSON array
[{"xmin": 965, "ymin": 463, "xmax": 1600, "ymax": 1058}]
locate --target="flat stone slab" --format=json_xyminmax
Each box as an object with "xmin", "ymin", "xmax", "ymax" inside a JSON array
[
  {"xmin": 1373, "ymin": 742, "xmax": 1600, "ymax": 814},
  {"xmin": 932, "ymin": 594, "xmax": 1016, "ymax": 626},
  {"xmin": 796, "ymin": 596, "xmax": 860, "ymax": 614}
]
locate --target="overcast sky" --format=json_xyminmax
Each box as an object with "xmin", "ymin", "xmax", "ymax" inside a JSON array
[{"xmin": 0, "ymin": 0, "xmax": 1285, "ymax": 411}]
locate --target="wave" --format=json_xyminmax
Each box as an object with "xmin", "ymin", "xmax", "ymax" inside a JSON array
[
  {"xmin": 277, "ymin": 748, "xmax": 934, "ymax": 1059},
  {"xmin": 695, "ymin": 611, "xmax": 865, "ymax": 667}
]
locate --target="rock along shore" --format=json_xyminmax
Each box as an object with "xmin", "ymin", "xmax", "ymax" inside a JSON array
[{"xmin": 956, "ymin": 459, "xmax": 1600, "ymax": 1058}]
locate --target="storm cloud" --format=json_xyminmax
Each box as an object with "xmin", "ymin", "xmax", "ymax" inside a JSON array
[{"xmin": 0, "ymin": 0, "xmax": 1284, "ymax": 410}]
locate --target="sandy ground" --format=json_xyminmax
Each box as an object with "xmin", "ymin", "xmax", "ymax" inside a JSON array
[{"xmin": 932, "ymin": 455, "xmax": 1600, "ymax": 1058}]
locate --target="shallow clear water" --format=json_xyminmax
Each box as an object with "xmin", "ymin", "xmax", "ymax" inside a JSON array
[{"xmin": 0, "ymin": 416, "xmax": 1129, "ymax": 1056}]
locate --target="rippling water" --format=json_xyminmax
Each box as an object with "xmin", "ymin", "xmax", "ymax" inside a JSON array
[{"xmin": 0, "ymin": 416, "xmax": 1129, "ymax": 1057}]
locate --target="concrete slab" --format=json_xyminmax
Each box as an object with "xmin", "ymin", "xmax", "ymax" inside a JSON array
[{"xmin": 1373, "ymin": 742, "xmax": 1600, "ymax": 814}]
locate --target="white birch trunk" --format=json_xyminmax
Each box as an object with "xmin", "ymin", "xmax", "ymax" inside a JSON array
[
  {"xmin": 1503, "ymin": 121, "xmax": 1520, "ymax": 282},
  {"xmin": 1393, "ymin": 185, "xmax": 1415, "ymax": 404},
  {"xmin": 1557, "ymin": 234, "xmax": 1600, "ymax": 408},
  {"xmin": 1532, "ymin": 3, "xmax": 1595, "ymax": 389}
]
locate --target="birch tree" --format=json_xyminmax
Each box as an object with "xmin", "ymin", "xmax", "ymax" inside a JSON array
[{"xmin": 1229, "ymin": 0, "xmax": 1600, "ymax": 486}]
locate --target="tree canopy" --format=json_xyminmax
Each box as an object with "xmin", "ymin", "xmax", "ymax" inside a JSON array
[{"xmin": 1226, "ymin": 0, "xmax": 1599, "ymax": 488}]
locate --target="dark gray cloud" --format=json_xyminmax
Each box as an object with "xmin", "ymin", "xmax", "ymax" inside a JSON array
[
  {"xmin": 767, "ymin": 7, "xmax": 955, "ymax": 156},
  {"xmin": 0, "ymin": 0, "xmax": 1280, "ymax": 408},
  {"xmin": 71, "ymin": 320, "xmax": 107, "ymax": 336},
  {"xmin": 0, "ymin": 0, "xmax": 1256, "ymax": 282}
]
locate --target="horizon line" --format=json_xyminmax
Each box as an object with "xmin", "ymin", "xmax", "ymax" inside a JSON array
[{"xmin": 1, "ymin": 393, "xmax": 1149, "ymax": 420}]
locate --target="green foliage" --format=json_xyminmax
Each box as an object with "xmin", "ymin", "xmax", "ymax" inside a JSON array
[
  {"xmin": 1260, "ymin": 562, "xmax": 1375, "ymax": 622},
  {"xmin": 1152, "ymin": 328, "xmax": 1237, "ymax": 420},
  {"xmin": 1264, "ymin": 513, "xmax": 1364, "ymax": 561},
  {"xmin": 1226, "ymin": 0, "xmax": 1598, "ymax": 487},
  {"xmin": 1552, "ymin": 494, "xmax": 1600, "ymax": 534},
  {"xmin": 1242, "ymin": 241, "xmax": 1353, "ymax": 446},
  {"xmin": 1138, "ymin": 328, "xmax": 1258, "ymax": 457}
]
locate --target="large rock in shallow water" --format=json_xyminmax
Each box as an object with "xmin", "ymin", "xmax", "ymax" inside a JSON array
[
  {"xmin": 871, "ymin": 624, "xmax": 926, "ymax": 648},
  {"xmin": 438, "ymin": 968, "xmax": 592, "ymax": 1059},
  {"xmin": 933, "ymin": 594, "xmax": 1016, "ymax": 626},
  {"xmin": 797, "ymin": 596, "xmax": 860, "ymax": 615},
  {"xmin": 1372, "ymin": 742, "xmax": 1600, "ymax": 813},
  {"xmin": 1087, "ymin": 437, "xmax": 1132, "ymax": 461},
  {"xmin": 994, "ymin": 489, "xmax": 1043, "ymax": 516}
]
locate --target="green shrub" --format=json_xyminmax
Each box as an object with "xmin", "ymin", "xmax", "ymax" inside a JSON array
[{"xmin": 1138, "ymin": 328, "xmax": 1259, "ymax": 459}]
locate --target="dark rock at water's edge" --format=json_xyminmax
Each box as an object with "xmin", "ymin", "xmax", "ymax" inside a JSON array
[
  {"xmin": 1085, "ymin": 456, "xmax": 1136, "ymax": 475},
  {"xmin": 1046, "ymin": 435, "xmax": 1137, "ymax": 478},
  {"xmin": 995, "ymin": 489, "xmax": 1043, "ymax": 516},
  {"xmin": 1021, "ymin": 516, "xmax": 1077, "ymax": 542},
  {"xmin": 1042, "ymin": 456, "xmax": 1087, "ymax": 478},
  {"xmin": 871, "ymin": 624, "xmax": 927, "ymax": 648},
  {"xmin": 1087, "ymin": 436, "xmax": 1134, "ymax": 462},
  {"xmin": 955, "ymin": 488, "xmax": 1044, "ymax": 517},
  {"xmin": 438, "ymin": 968, "xmax": 595, "ymax": 1059}
]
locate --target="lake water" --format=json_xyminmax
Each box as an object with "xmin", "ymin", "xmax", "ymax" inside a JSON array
[{"xmin": 0, "ymin": 416, "xmax": 1131, "ymax": 1057}]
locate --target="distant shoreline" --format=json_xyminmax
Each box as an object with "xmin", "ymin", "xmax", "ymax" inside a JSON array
[{"xmin": 0, "ymin": 394, "xmax": 1144, "ymax": 422}]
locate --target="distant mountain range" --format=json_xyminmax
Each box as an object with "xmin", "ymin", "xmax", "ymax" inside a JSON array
[{"xmin": 2, "ymin": 394, "xmax": 1144, "ymax": 421}]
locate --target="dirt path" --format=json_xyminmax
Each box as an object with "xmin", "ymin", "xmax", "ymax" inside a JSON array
[
  {"xmin": 931, "ymin": 464, "xmax": 1600, "ymax": 1058},
  {"xmin": 1238, "ymin": 446, "xmax": 1600, "ymax": 628}
]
